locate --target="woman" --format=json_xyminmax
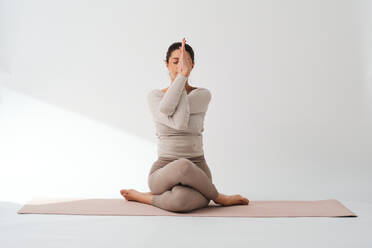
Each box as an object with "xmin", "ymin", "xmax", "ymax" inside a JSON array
[{"xmin": 120, "ymin": 38, "xmax": 249, "ymax": 212}]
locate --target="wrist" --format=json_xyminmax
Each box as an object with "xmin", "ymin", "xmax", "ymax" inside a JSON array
[{"xmin": 180, "ymin": 72, "xmax": 189, "ymax": 78}]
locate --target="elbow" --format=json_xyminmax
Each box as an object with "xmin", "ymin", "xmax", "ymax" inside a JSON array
[
  {"xmin": 174, "ymin": 121, "xmax": 188, "ymax": 130},
  {"xmin": 159, "ymin": 105, "xmax": 175, "ymax": 116}
]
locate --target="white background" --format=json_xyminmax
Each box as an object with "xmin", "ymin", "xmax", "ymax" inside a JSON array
[{"xmin": 0, "ymin": 0, "xmax": 371, "ymax": 205}]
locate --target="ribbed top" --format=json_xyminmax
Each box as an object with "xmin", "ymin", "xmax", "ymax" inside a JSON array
[{"xmin": 147, "ymin": 73, "xmax": 212, "ymax": 159}]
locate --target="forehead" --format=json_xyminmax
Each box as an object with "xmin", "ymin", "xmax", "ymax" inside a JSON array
[{"xmin": 170, "ymin": 49, "xmax": 191, "ymax": 59}]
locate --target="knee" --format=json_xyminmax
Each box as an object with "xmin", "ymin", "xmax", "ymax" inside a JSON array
[
  {"xmin": 148, "ymin": 175, "xmax": 159, "ymax": 194},
  {"xmin": 169, "ymin": 190, "xmax": 191, "ymax": 212},
  {"xmin": 177, "ymin": 158, "xmax": 194, "ymax": 176}
]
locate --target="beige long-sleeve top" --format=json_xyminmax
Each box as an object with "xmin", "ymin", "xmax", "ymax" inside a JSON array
[{"xmin": 147, "ymin": 73, "xmax": 212, "ymax": 159}]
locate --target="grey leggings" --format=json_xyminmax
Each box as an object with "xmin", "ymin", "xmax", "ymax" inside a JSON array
[{"xmin": 148, "ymin": 155, "xmax": 219, "ymax": 213}]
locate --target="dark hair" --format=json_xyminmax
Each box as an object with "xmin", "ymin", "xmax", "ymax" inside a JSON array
[{"xmin": 165, "ymin": 42, "xmax": 195, "ymax": 64}]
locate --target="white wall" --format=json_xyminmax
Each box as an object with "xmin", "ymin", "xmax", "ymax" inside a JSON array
[{"xmin": 0, "ymin": 0, "xmax": 371, "ymax": 204}]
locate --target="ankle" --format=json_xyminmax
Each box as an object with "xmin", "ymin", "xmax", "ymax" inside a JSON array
[{"xmin": 214, "ymin": 193, "xmax": 225, "ymax": 202}]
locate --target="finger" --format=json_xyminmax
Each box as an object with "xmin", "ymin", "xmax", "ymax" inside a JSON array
[
  {"xmin": 180, "ymin": 45, "xmax": 184, "ymax": 55},
  {"xmin": 180, "ymin": 48, "xmax": 183, "ymax": 60},
  {"xmin": 182, "ymin": 38, "xmax": 186, "ymax": 50}
]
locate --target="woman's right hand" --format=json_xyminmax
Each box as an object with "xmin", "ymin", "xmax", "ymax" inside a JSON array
[{"xmin": 177, "ymin": 37, "xmax": 193, "ymax": 78}]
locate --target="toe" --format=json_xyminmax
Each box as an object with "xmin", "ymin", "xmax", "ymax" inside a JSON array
[{"xmin": 120, "ymin": 189, "xmax": 129, "ymax": 195}]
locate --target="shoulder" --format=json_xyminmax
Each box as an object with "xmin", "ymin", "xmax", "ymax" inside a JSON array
[
  {"xmin": 147, "ymin": 89, "xmax": 162, "ymax": 100},
  {"xmin": 193, "ymin": 87, "xmax": 211, "ymax": 101}
]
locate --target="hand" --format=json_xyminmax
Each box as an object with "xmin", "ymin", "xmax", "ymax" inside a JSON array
[{"xmin": 177, "ymin": 37, "xmax": 193, "ymax": 78}]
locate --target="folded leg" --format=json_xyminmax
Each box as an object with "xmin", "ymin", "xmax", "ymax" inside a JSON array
[
  {"xmin": 148, "ymin": 158, "xmax": 219, "ymax": 201},
  {"xmin": 152, "ymin": 185, "xmax": 210, "ymax": 212}
]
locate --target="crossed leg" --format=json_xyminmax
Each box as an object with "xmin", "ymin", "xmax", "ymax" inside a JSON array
[{"xmin": 148, "ymin": 157, "xmax": 219, "ymax": 212}]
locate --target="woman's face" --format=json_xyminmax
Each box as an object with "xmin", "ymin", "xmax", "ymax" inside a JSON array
[{"xmin": 165, "ymin": 48, "xmax": 194, "ymax": 79}]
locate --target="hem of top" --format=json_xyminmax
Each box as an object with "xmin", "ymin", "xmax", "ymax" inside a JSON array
[{"xmin": 157, "ymin": 154, "xmax": 205, "ymax": 160}]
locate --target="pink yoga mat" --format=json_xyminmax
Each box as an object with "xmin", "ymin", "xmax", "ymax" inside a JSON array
[{"xmin": 17, "ymin": 197, "xmax": 357, "ymax": 217}]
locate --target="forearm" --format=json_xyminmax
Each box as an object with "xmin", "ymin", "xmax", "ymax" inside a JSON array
[{"xmin": 159, "ymin": 73, "xmax": 188, "ymax": 116}]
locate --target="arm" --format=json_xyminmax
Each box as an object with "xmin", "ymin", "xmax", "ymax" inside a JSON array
[
  {"xmin": 147, "ymin": 76, "xmax": 190, "ymax": 130},
  {"xmin": 189, "ymin": 88, "xmax": 212, "ymax": 114},
  {"xmin": 159, "ymin": 73, "xmax": 188, "ymax": 116}
]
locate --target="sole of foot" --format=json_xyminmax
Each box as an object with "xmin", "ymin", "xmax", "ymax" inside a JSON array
[
  {"xmin": 215, "ymin": 193, "xmax": 249, "ymax": 206},
  {"xmin": 120, "ymin": 189, "xmax": 152, "ymax": 204}
]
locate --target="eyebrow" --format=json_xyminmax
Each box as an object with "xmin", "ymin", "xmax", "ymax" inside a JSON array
[{"xmin": 171, "ymin": 57, "xmax": 179, "ymax": 60}]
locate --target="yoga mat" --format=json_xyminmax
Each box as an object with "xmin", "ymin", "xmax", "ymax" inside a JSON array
[{"xmin": 17, "ymin": 197, "xmax": 357, "ymax": 217}]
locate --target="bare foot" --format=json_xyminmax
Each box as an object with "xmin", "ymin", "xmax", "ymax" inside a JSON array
[
  {"xmin": 214, "ymin": 193, "xmax": 249, "ymax": 206},
  {"xmin": 120, "ymin": 189, "xmax": 153, "ymax": 205}
]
